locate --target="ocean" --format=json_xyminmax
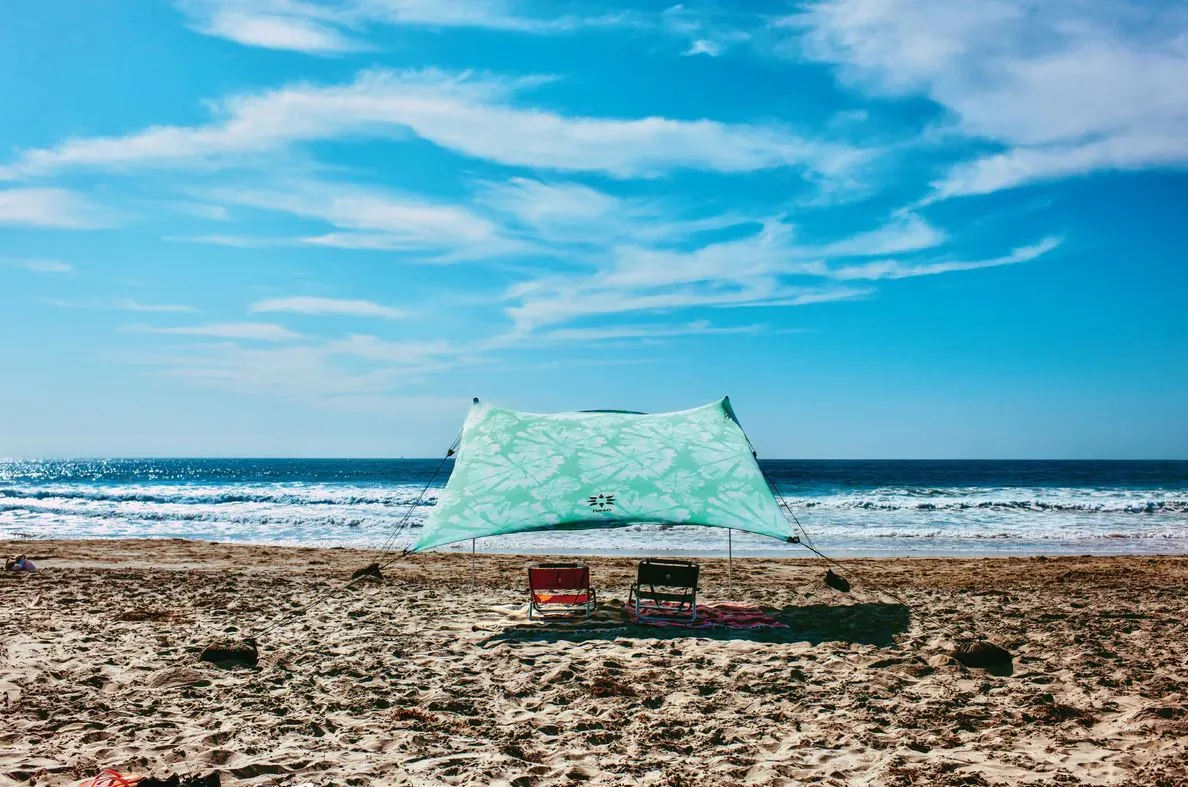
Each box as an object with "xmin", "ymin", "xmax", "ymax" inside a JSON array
[{"xmin": 1, "ymin": 459, "xmax": 1186, "ymax": 557}]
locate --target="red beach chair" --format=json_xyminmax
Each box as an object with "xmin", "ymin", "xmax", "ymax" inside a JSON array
[{"xmin": 527, "ymin": 563, "xmax": 597, "ymax": 620}]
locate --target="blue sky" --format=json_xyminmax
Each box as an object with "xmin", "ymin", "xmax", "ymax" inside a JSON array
[{"xmin": 2, "ymin": 0, "xmax": 1186, "ymax": 458}]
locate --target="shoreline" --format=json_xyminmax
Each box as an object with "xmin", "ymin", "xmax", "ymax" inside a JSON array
[
  {"xmin": 5, "ymin": 533, "xmax": 1187, "ymax": 561},
  {"xmin": 2, "ymin": 540, "xmax": 1186, "ymax": 785},
  {"xmin": 435, "ymin": 542, "xmax": 1188, "ymax": 560},
  {"xmin": 6, "ymin": 535, "xmax": 1186, "ymax": 571}
]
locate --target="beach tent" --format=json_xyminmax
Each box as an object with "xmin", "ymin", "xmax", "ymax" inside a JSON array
[{"xmin": 411, "ymin": 397, "xmax": 795, "ymax": 552}]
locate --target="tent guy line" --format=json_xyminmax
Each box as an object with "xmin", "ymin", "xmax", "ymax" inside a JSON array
[{"xmin": 250, "ymin": 432, "xmax": 460, "ymax": 641}]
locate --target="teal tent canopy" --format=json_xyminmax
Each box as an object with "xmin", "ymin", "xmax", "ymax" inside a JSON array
[{"xmin": 411, "ymin": 397, "xmax": 794, "ymax": 551}]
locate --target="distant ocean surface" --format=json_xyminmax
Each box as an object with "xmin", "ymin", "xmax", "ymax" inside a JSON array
[{"xmin": 2, "ymin": 459, "xmax": 1186, "ymax": 557}]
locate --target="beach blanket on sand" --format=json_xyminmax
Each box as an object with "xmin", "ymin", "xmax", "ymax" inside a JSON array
[
  {"xmin": 80, "ymin": 769, "xmax": 220, "ymax": 787},
  {"xmin": 628, "ymin": 603, "xmax": 785, "ymax": 629}
]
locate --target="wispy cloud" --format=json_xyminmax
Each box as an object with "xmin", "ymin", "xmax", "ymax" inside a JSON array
[
  {"xmin": 46, "ymin": 298, "xmax": 198, "ymax": 313},
  {"xmin": 185, "ymin": 177, "xmax": 947, "ymax": 272},
  {"xmin": 0, "ymin": 69, "xmax": 868, "ymax": 181},
  {"xmin": 117, "ymin": 299, "xmax": 199, "ymax": 313},
  {"xmin": 932, "ymin": 137, "xmax": 1188, "ymax": 201},
  {"xmin": 164, "ymin": 234, "xmax": 289, "ymax": 248},
  {"xmin": 170, "ymin": 201, "xmax": 231, "ymax": 221},
  {"xmin": 208, "ymin": 178, "xmax": 529, "ymax": 261},
  {"xmin": 504, "ymin": 221, "xmax": 867, "ymax": 332},
  {"xmin": 133, "ymin": 322, "xmax": 300, "ymax": 341},
  {"xmin": 532, "ymin": 320, "xmax": 766, "ymax": 344},
  {"xmin": 812, "ymin": 212, "xmax": 946, "ymax": 257},
  {"xmin": 507, "ymin": 277, "xmax": 867, "ymax": 333},
  {"xmin": 477, "ymin": 177, "xmax": 623, "ymax": 237},
  {"xmin": 250, "ymin": 295, "xmax": 405, "ymax": 319},
  {"xmin": 684, "ymin": 40, "xmax": 722, "ymax": 57},
  {"xmin": 183, "ymin": 2, "xmax": 362, "ymax": 53},
  {"xmin": 825, "ymin": 237, "xmax": 1062, "ymax": 280},
  {"xmin": 175, "ymin": 0, "xmax": 625, "ymax": 54},
  {"xmin": 13, "ymin": 259, "xmax": 74, "ymax": 273},
  {"xmin": 790, "ymin": 0, "xmax": 1188, "ymax": 198},
  {"xmin": 475, "ymin": 177, "xmax": 748, "ymax": 249},
  {"xmin": 0, "ymin": 188, "xmax": 115, "ymax": 228},
  {"xmin": 500, "ymin": 207, "xmax": 1040, "ymax": 332},
  {"xmin": 662, "ymin": 4, "xmax": 751, "ymax": 58}
]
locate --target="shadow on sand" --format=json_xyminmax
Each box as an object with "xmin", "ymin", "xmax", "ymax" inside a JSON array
[{"xmin": 481, "ymin": 602, "xmax": 910, "ymax": 647}]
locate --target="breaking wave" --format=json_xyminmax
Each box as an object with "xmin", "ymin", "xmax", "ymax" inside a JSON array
[
  {"xmin": 0, "ymin": 485, "xmax": 436, "ymax": 507},
  {"xmin": 802, "ymin": 498, "xmax": 1188, "ymax": 514}
]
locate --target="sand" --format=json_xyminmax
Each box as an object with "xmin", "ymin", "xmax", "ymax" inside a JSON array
[{"xmin": 1, "ymin": 539, "xmax": 1185, "ymax": 786}]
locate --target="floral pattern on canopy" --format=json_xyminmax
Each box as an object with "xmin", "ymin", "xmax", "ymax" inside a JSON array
[{"xmin": 411, "ymin": 398, "xmax": 793, "ymax": 551}]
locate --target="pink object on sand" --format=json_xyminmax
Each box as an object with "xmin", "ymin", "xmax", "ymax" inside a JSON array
[{"xmin": 5, "ymin": 557, "xmax": 36, "ymax": 573}]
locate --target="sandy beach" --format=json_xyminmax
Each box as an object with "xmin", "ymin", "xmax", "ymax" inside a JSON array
[{"xmin": 1, "ymin": 539, "xmax": 1185, "ymax": 786}]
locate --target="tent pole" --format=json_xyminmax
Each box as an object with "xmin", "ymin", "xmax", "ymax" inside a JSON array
[
  {"xmin": 727, "ymin": 528, "xmax": 733, "ymax": 597},
  {"xmin": 470, "ymin": 538, "xmax": 476, "ymax": 588}
]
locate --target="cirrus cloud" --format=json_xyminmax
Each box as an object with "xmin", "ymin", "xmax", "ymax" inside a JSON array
[
  {"xmin": 12, "ymin": 259, "xmax": 74, "ymax": 273},
  {"xmin": 250, "ymin": 296, "xmax": 406, "ymax": 319},
  {"xmin": 0, "ymin": 188, "xmax": 116, "ymax": 228},
  {"xmin": 0, "ymin": 69, "xmax": 869, "ymax": 181},
  {"xmin": 175, "ymin": 0, "xmax": 627, "ymax": 55},
  {"xmin": 131, "ymin": 322, "xmax": 301, "ymax": 341}
]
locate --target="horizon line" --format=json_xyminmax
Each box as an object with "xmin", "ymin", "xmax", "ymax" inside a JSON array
[{"xmin": 3, "ymin": 456, "xmax": 1187, "ymax": 463}]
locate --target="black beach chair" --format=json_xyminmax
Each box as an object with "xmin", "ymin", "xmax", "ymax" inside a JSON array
[{"xmin": 629, "ymin": 558, "xmax": 699, "ymax": 622}]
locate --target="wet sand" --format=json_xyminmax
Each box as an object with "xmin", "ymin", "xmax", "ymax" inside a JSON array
[{"xmin": 1, "ymin": 539, "xmax": 1186, "ymax": 786}]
